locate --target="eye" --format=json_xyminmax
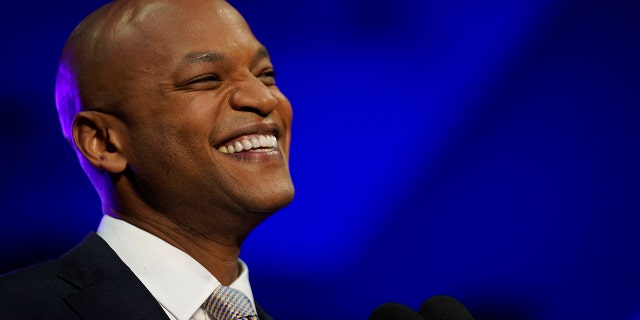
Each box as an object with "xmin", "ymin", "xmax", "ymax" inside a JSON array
[
  {"xmin": 187, "ymin": 74, "xmax": 221, "ymax": 85},
  {"xmin": 259, "ymin": 69, "xmax": 277, "ymax": 86},
  {"xmin": 178, "ymin": 74, "xmax": 222, "ymax": 90}
]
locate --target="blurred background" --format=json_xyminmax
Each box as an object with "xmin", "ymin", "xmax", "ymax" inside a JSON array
[{"xmin": 1, "ymin": 0, "xmax": 638, "ymax": 319}]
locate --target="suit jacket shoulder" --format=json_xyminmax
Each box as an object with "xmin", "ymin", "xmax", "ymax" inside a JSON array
[
  {"xmin": 0, "ymin": 259, "xmax": 78, "ymax": 318},
  {"xmin": 0, "ymin": 233, "xmax": 169, "ymax": 320}
]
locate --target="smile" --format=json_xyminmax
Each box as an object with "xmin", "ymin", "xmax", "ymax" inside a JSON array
[{"xmin": 217, "ymin": 134, "xmax": 278, "ymax": 154}]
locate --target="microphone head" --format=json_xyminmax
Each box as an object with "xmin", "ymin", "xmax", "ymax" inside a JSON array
[
  {"xmin": 369, "ymin": 302, "xmax": 425, "ymax": 320},
  {"xmin": 419, "ymin": 295, "xmax": 474, "ymax": 320}
]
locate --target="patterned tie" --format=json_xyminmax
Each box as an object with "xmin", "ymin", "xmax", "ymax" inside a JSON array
[{"xmin": 202, "ymin": 285, "xmax": 259, "ymax": 320}]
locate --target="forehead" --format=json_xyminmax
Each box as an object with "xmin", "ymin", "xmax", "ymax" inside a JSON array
[
  {"xmin": 114, "ymin": 0, "xmax": 261, "ymax": 68},
  {"xmin": 131, "ymin": 0, "xmax": 246, "ymax": 35}
]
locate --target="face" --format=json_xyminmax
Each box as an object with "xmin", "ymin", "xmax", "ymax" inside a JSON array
[{"xmin": 98, "ymin": 0, "xmax": 294, "ymax": 226}]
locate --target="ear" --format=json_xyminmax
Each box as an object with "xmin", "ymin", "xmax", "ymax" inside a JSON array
[{"xmin": 72, "ymin": 111, "xmax": 128, "ymax": 173}]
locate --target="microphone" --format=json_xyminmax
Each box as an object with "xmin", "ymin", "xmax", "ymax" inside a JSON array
[
  {"xmin": 419, "ymin": 295, "xmax": 474, "ymax": 320},
  {"xmin": 369, "ymin": 302, "xmax": 425, "ymax": 320}
]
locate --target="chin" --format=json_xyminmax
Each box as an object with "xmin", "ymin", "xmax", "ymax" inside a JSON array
[{"xmin": 242, "ymin": 183, "xmax": 295, "ymax": 214}]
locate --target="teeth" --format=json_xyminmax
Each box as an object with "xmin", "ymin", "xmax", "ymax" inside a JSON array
[
  {"xmin": 251, "ymin": 137, "xmax": 260, "ymax": 148},
  {"xmin": 218, "ymin": 134, "xmax": 278, "ymax": 154}
]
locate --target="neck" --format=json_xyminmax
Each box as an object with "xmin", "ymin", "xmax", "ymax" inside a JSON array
[{"xmin": 105, "ymin": 205, "xmax": 253, "ymax": 285}]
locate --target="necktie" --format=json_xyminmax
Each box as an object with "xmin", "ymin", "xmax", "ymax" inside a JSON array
[{"xmin": 202, "ymin": 285, "xmax": 258, "ymax": 320}]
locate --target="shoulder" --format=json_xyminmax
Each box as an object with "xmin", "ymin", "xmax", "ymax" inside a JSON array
[
  {"xmin": 0, "ymin": 259, "xmax": 65, "ymax": 292},
  {"xmin": 0, "ymin": 233, "xmax": 111, "ymax": 299},
  {"xmin": 0, "ymin": 260, "xmax": 79, "ymax": 319}
]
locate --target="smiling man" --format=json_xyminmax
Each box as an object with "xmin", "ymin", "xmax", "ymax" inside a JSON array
[{"xmin": 0, "ymin": 0, "xmax": 294, "ymax": 319}]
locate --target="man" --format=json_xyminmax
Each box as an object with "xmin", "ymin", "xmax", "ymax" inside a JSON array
[{"xmin": 0, "ymin": 0, "xmax": 294, "ymax": 319}]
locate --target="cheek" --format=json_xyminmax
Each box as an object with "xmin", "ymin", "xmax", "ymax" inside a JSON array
[
  {"xmin": 159, "ymin": 98, "xmax": 220, "ymax": 148},
  {"xmin": 120, "ymin": 95, "xmax": 224, "ymax": 195},
  {"xmin": 126, "ymin": 118, "xmax": 206, "ymax": 172}
]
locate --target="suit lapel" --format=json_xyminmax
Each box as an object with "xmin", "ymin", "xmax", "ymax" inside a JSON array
[{"xmin": 57, "ymin": 233, "xmax": 169, "ymax": 320}]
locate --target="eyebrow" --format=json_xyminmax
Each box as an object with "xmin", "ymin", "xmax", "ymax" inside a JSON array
[
  {"xmin": 255, "ymin": 46, "xmax": 270, "ymax": 61},
  {"xmin": 180, "ymin": 46, "xmax": 271, "ymax": 66},
  {"xmin": 183, "ymin": 51, "xmax": 226, "ymax": 64}
]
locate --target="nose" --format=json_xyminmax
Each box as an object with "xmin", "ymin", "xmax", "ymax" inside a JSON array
[{"xmin": 228, "ymin": 77, "xmax": 278, "ymax": 117}]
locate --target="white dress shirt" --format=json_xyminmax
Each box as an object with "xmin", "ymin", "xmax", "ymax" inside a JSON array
[{"xmin": 97, "ymin": 215, "xmax": 256, "ymax": 320}]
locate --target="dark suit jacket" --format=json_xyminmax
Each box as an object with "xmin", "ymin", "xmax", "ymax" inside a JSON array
[{"xmin": 0, "ymin": 233, "xmax": 272, "ymax": 320}]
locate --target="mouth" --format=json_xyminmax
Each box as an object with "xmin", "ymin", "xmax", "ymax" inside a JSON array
[
  {"xmin": 217, "ymin": 134, "xmax": 278, "ymax": 154},
  {"xmin": 214, "ymin": 123, "xmax": 284, "ymax": 160}
]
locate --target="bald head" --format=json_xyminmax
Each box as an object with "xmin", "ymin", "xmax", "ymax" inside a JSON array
[{"xmin": 55, "ymin": 0, "xmax": 248, "ymax": 140}]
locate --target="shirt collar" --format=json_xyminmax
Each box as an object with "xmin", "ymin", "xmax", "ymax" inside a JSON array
[{"xmin": 97, "ymin": 215, "xmax": 255, "ymax": 320}]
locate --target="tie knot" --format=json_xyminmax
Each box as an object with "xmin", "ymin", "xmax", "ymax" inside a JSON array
[{"xmin": 202, "ymin": 285, "xmax": 258, "ymax": 320}]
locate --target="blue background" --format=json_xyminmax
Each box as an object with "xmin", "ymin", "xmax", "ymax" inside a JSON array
[{"xmin": 1, "ymin": 0, "xmax": 639, "ymax": 319}]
